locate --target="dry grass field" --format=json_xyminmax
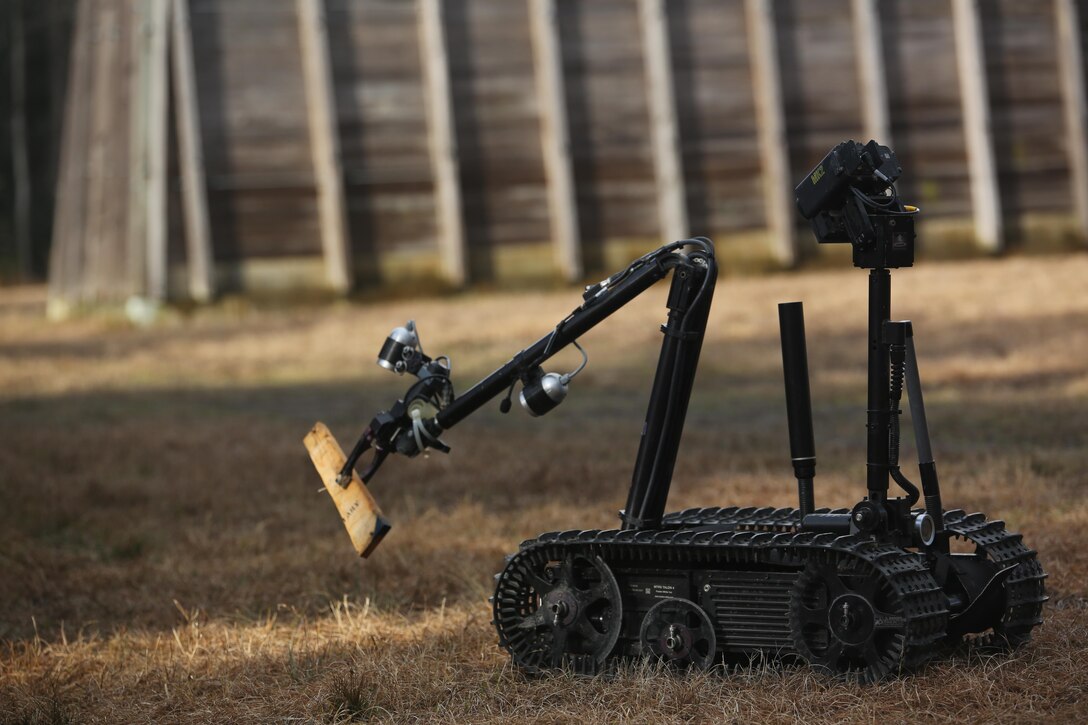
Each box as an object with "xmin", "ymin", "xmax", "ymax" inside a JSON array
[{"xmin": 1, "ymin": 254, "xmax": 1087, "ymax": 723}]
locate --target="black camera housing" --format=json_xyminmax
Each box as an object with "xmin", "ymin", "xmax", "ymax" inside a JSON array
[
  {"xmin": 796, "ymin": 139, "xmax": 914, "ymax": 269},
  {"xmin": 796, "ymin": 140, "xmax": 900, "ymax": 218},
  {"xmin": 845, "ymin": 212, "xmax": 915, "ymax": 269}
]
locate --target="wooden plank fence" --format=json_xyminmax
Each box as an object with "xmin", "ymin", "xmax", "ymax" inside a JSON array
[{"xmin": 47, "ymin": 0, "xmax": 1088, "ymax": 308}]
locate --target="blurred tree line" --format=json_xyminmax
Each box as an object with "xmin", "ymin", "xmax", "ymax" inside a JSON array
[{"xmin": 0, "ymin": 0, "xmax": 75, "ymax": 283}]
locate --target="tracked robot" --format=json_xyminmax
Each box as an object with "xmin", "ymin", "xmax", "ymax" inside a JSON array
[{"xmin": 306, "ymin": 140, "xmax": 1045, "ymax": 681}]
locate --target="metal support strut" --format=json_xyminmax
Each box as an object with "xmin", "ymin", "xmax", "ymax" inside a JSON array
[
  {"xmin": 866, "ymin": 268, "xmax": 892, "ymax": 503},
  {"xmin": 903, "ymin": 322, "xmax": 947, "ymax": 550},
  {"xmin": 622, "ymin": 256, "xmax": 715, "ymax": 529}
]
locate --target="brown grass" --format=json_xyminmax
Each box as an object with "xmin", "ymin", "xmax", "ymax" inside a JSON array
[{"xmin": 1, "ymin": 254, "xmax": 1087, "ymax": 723}]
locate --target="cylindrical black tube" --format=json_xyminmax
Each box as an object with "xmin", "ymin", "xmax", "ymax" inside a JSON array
[
  {"xmin": 800, "ymin": 513, "xmax": 851, "ymax": 534},
  {"xmin": 866, "ymin": 269, "xmax": 892, "ymax": 502},
  {"xmin": 778, "ymin": 301, "xmax": 817, "ymax": 517},
  {"xmin": 622, "ymin": 319, "xmax": 681, "ymax": 527},
  {"xmin": 920, "ymin": 463, "xmax": 942, "ymax": 517}
]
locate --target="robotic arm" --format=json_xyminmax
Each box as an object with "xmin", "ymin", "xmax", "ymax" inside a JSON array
[{"xmin": 331, "ymin": 238, "xmax": 717, "ymax": 515}]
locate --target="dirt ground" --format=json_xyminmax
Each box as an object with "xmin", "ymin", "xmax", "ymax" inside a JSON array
[{"xmin": 1, "ymin": 254, "xmax": 1086, "ymax": 723}]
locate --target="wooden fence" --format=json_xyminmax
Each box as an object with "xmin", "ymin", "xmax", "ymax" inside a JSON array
[
  {"xmin": 47, "ymin": 0, "xmax": 1088, "ymax": 308},
  {"xmin": 0, "ymin": 0, "xmax": 74, "ymax": 284}
]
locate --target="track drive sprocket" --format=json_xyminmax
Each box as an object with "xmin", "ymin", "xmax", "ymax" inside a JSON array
[
  {"xmin": 493, "ymin": 547, "xmax": 623, "ymax": 674},
  {"xmin": 789, "ymin": 557, "xmax": 930, "ymax": 683}
]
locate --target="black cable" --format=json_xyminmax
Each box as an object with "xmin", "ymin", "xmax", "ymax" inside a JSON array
[
  {"xmin": 679, "ymin": 250, "xmax": 714, "ymax": 335},
  {"xmin": 856, "ymin": 186, "xmax": 896, "ymax": 207},
  {"xmin": 499, "ymin": 380, "xmax": 517, "ymax": 414},
  {"xmin": 889, "ymin": 414, "xmax": 920, "ymax": 506},
  {"xmin": 401, "ymin": 372, "xmax": 454, "ymax": 412},
  {"xmin": 851, "ymin": 186, "xmax": 918, "ymax": 216}
]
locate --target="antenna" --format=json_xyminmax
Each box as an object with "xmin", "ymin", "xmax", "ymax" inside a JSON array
[{"xmin": 778, "ymin": 301, "xmax": 817, "ymax": 517}]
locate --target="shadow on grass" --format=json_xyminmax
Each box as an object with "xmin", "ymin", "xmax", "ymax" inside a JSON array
[{"xmin": 0, "ymin": 362, "xmax": 1084, "ymax": 645}]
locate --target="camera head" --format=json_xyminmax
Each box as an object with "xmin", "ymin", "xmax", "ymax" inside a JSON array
[{"xmin": 795, "ymin": 139, "xmax": 917, "ymax": 269}]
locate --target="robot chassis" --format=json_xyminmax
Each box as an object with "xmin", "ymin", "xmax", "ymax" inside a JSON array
[{"xmin": 333, "ymin": 141, "xmax": 1046, "ymax": 682}]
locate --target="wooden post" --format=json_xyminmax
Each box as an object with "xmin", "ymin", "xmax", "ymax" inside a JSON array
[
  {"xmin": 171, "ymin": 0, "xmax": 215, "ymax": 301},
  {"xmin": 145, "ymin": 0, "xmax": 170, "ymax": 300},
  {"xmin": 127, "ymin": 0, "xmax": 150, "ymax": 298},
  {"xmin": 10, "ymin": 0, "xmax": 32, "ymax": 280},
  {"xmin": 745, "ymin": 0, "xmax": 796, "ymax": 266},
  {"xmin": 528, "ymin": 0, "xmax": 582, "ymax": 282},
  {"xmin": 952, "ymin": 0, "xmax": 1003, "ymax": 252},
  {"xmin": 297, "ymin": 0, "xmax": 353, "ymax": 294},
  {"xmin": 1056, "ymin": 0, "xmax": 1088, "ymax": 242},
  {"xmin": 48, "ymin": 0, "xmax": 92, "ymax": 312},
  {"xmin": 852, "ymin": 0, "xmax": 892, "ymax": 145},
  {"xmin": 84, "ymin": 1, "xmax": 123, "ymax": 301},
  {"xmin": 49, "ymin": 0, "xmax": 67, "ymax": 195},
  {"xmin": 639, "ymin": 0, "xmax": 688, "ymax": 244},
  {"xmin": 418, "ymin": 0, "xmax": 466, "ymax": 286}
]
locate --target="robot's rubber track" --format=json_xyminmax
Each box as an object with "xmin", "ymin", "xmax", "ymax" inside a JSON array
[
  {"xmin": 493, "ymin": 505, "xmax": 948, "ymax": 678},
  {"xmin": 942, "ymin": 509, "xmax": 1048, "ymax": 646},
  {"xmin": 661, "ymin": 504, "xmax": 840, "ymax": 529},
  {"xmin": 493, "ymin": 505, "xmax": 1045, "ymax": 677},
  {"xmin": 667, "ymin": 505, "xmax": 1047, "ymax": 646}
]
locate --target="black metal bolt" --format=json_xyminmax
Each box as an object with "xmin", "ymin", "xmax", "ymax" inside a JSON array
[
  {"xmin": 854, "ymin": 506, "xmax": 877, "ymax": 529},
  {"xmin": 550, "ymin": 600, "xmax": 568, "ymax": 626},
  {"xmin": 839, "ymin": 601, "xmax": 855, "ymax": 631}
]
